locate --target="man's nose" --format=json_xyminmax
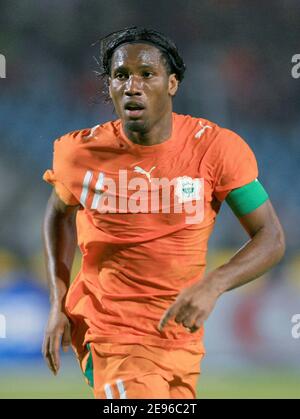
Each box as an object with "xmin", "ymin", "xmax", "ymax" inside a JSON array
[{"xmin": 124, "ymin": 75, "xmax": 142, "ymax": 96}]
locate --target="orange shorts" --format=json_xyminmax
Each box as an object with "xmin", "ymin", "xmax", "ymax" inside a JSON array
[{"xmin": 77, "ymin": 342, "xmax": 204, "ymax": 399}]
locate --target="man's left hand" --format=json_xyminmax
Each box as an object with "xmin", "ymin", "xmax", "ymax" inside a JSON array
[{"xmin": 158, "ymin": 278, "xmax": 222, "ymax": 333}]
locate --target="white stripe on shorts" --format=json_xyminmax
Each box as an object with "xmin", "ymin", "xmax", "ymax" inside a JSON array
[
  {"xmin": 116, "ymin": 379, "xmax": 127, "ymax": 399},
  {"xmin": 104, "ymin": 383, "xmax": 114, "ymax": 399}
]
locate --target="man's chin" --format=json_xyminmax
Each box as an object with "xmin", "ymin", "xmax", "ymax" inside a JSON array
[{"xmin": 125, "ymin": 120, "xmax": 148, "ymax": 133}]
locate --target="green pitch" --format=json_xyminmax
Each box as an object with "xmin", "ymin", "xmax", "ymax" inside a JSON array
[{"xmin": 0, "ymin": 365, "xmax": 299, "ymax": 399}]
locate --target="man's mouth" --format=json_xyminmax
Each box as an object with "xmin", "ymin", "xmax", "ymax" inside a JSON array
[{"xmin": 124, "ymin": 102, "xmax": 145, "ymax": 118}]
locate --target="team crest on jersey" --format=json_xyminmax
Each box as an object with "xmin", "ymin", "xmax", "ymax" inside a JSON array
[{"xmin": 175, "ymin": 176, "xmax": 202, "ymax": 203}]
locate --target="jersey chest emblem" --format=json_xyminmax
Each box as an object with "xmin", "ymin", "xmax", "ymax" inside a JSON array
[{"xmin": 175, "ymin": 176, "xmax": 202, "ymax": 203}]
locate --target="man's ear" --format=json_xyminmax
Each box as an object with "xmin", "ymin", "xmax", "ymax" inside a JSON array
[{"xmin": 168, "ymin": 74, "xmax": 179, "ymax": 97}]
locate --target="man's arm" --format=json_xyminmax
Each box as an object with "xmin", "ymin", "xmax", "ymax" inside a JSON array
[
  {"xmin": 159, "ymin": 200, "xmax": 285, "ymax": 333},
  {"xmin": 42, "ymin": 189, "xmax": 79, "ymax": 375}
]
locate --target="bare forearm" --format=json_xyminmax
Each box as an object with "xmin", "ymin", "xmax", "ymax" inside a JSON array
[
  {"xmin": 203, "ymin": 225, "xmax": 285, "ymax": 296},
  {"xmin": 43, "ymin": 194, "xmax": 77, "ymax": 308}
]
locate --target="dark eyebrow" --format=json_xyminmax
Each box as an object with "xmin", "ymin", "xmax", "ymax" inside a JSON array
[
  {"xmin": 138, "ymin": 64, "xmax": 155, "ymax": 69},
  {"xmin": 112, "ymin": 65, "xmax": 127, "ymax": 73},
  {"xmin": 112, "ymin": 63, "xmax": 156, "ymax": 73}
]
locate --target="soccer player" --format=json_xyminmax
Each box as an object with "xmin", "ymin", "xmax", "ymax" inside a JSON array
[{"xmin": 42, "ymin": 27, "xmax": 285, "ymax": 399}]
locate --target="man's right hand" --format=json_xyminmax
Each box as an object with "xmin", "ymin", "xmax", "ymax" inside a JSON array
[{"xmin": 42, "ymin": 306, "xmax": 72, "ymax": 375}]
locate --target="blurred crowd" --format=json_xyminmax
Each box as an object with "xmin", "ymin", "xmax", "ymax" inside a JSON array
[{"xmin": 0, "ymin": 0, "xmax": 299, "ymax": 265}]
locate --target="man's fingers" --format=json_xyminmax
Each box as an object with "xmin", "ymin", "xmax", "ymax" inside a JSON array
[
  {"xmin": 62, "ymin": 322, "xmax": 71, "ymax": 352},
  {"xmin": 189, "ymin": 325, "xmax": 200, "ymax": 333},
  {"xmin": 194, "ymin": 314, "xmax": 205, "ymax": 329},
  {"xmin": 181, "ymin": 311, "xmax": 199, "ymax": 329},
  {"xmin": 189, "ymin": 314, "xmax": 205, "ymax": 333},
  {"xmin": 46, "ymin": 352, "xmax": 57, "ymax": 374},
  {"xmin": 49, "ymin": 333, "xmax": 62, "ymax": 374},
  {"xmin": 175, "ymin": 309, "xmax": 206, "ymax": 333},
  {"xmin": 43, "ymin": 336, "xmax": 57, "ymax": 375},
  {"xmin": 158, "ymin": 295, "xmax": 209, "ymax": 332},
  {"xmin": 175, "ymin": 305, "xmax": 196, "ymax": 325},
  {"xmin": 158, "ymin": 304, "xmax": 179, "ymax": 331},
  {"xmin": 159, "ymin": 298, "xmax": 199, "ymax": 331}
]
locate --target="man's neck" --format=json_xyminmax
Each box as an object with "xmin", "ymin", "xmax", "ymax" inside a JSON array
[{"xmin": 124, "ymin": 112, "xmax": 173, "ymax": 146}]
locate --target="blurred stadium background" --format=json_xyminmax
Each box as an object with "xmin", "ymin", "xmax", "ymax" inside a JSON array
[{"xmin": 0, "ymin": 0, "xmax": 300, "ymax": 399}]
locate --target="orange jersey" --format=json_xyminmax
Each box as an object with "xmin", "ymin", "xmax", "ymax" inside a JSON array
[{"xmin": 44, "ymin": 112, "xmax": 258, "ymax": 356}]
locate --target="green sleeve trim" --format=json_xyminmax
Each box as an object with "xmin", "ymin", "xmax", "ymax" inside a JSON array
[
  {"xmin": 84, "ymin": 343, "xmax": 94, "ymax": 388},
  {"xmin": 225, "ymin": 179, "xmax": 269, "ymax": 217}
]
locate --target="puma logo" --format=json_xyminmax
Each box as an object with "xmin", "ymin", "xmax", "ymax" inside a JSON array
[
  {"xmin": 133, "ymin": 166, "xmax": 156, "ymax": 182},
  {"xmin": 195, "ymin": 121, "xmax": 212, "ymax": 139}
]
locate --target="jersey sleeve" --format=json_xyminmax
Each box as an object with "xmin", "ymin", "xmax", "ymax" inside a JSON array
[
  {"xmin": 43, "ymin": 136, "xmax": 79, "ymax": 206},
  {"xmin": 212, "ymin": 128, "xmax": 258, "ymax": 202}
]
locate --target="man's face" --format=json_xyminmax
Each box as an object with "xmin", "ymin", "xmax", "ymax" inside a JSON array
[{"xmin": 109, "ymin": 43, "xmax": 178, "ymax": 134}]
